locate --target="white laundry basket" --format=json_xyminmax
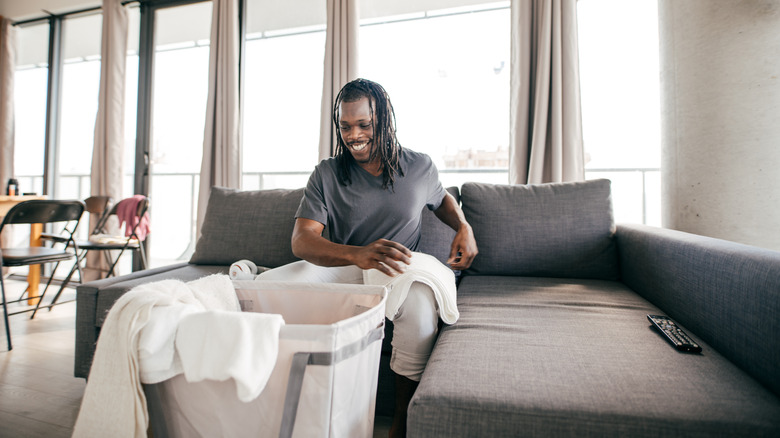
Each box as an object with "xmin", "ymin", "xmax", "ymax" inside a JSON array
[{"xmin": 144, "ymin": 281, "xmax": 387, "ymax": 438}]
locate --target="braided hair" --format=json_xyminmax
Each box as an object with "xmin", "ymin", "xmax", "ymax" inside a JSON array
[{"xmin": 332, "ymin": 78, "xmax": 404, "ymax": 189}]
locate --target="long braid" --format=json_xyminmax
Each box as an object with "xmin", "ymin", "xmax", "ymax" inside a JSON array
[{"xmin": 332, "ymin": 79, "xmax": 404, "ymax": 189}]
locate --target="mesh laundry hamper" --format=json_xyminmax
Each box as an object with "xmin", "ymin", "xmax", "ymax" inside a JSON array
[{"xmin": 144, "ymin": 281, "xmax": 387, "ymax": 438}]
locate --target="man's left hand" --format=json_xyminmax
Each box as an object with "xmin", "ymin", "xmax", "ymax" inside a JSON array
[{"xmin": 447, "ymin": 224, "xmax": 478, "ymax": 270}]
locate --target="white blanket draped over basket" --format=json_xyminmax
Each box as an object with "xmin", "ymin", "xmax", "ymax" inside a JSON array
[{"xmin": 72, "ymin": 274, "xmax": 285, "ymax": 438}]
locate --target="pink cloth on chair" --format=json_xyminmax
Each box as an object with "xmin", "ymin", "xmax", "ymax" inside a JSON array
[{"xmin": 116, "ymin": 195, "xmax": 151, "ymax": 241}]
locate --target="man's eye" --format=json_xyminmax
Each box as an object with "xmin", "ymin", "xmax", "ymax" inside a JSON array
[
  {"xmin": 360, "ymin": 124, "xmax": 371, "ymax": 129},
  {"xmin": 339, "ymin": 126, "xmax": 348, "ymax": 131}
]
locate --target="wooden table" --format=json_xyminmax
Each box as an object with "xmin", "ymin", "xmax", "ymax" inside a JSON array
[{"xmin": 0, "ymin": 195, "xmax": 48, "ymax": 304}]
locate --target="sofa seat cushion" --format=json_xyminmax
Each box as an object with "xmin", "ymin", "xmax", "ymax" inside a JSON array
[
  {"xmin": 94, "ymin": 264, "xmax": 228, "ymax": 327},
  {"xmin": 409, "ymin": 276, "xmax": 780, "ymax": 437}
]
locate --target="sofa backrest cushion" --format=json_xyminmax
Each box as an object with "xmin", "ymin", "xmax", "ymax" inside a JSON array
[
  {"xmin": 189, "ymin": 186, "xmax": 303, "ymax": 268},
  {"xmin": 461, "ymin": 179, "xmax": 619, "ymax": 280},
  {"xmin": 417, "ymin": 186, "xmax": 460, "ymax": 265}
]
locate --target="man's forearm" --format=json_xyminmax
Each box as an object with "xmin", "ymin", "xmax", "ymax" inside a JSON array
[
  {"xmin": 292, "ymin": 231, "xmax": 357, "ymax": 267},
  {"xmin": 434, "ymin": 193, "xmax": 470, "ymax": 232}
]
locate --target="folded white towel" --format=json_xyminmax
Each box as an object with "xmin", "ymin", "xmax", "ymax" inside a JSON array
[
  {"xmin": 89, "ymin": 233, "xmax": 139, "ymax": 245},
  {"xmin": 176, "ymin": 309, "xmax": 285, "ymax": 402},
  {"xmin": 364, "ymin": 252, "xmax": 459, "ymax": 324},
  {"xmin": 137, "ymin": 304, "xmax": 199, "ymax": 383}
]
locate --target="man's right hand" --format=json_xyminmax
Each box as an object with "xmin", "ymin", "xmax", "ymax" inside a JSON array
[
  {"xmin": 352, "ymin": 239, "xmax": 412, "ymax": 276},
  {"xmin": 292, "ymin": 218, "xmax": 411, "ymax": 276}
]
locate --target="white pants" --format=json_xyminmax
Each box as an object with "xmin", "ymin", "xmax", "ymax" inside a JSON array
[{"xmin": 256, "ymin": 261, "xmax": 438, "ymax": 381}]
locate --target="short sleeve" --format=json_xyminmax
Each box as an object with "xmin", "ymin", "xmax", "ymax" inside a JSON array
[
  {"xmin": 295, "ymin": 166, "xmax": 328, "ymax": 225},
  {"xmin": 425, "ymin": 158, "xmax": 447, "ymax": 211}
]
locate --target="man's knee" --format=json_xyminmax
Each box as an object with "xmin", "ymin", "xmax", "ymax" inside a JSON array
[{"xmin": 390, "ymin": 282, "xmax": 439, "ymax": 380}]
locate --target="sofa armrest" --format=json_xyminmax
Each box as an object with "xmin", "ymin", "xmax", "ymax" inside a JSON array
[{"xmin": 616, "ymin": 223, "xmax": 780, "ymax": 397}]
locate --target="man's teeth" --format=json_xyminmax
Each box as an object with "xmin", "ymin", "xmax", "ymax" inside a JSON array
[{"xmin": 351, "ymin": 142, "xmax": 369, "ymax": 151}]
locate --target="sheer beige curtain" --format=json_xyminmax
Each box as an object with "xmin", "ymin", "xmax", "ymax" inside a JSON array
[
  {"xmin": 318, "ymin": 0, "xmax": 359, "ymax": 160},
  {"xmin": 0, "ymin": 17, "xmax": 16, "ymax": 257},
  {"xmin": 509, "ymin": 0, "xmax": 584, "ymax": 184},
  {"xmin": 196, "ymin": 0, "xmax": 241, "ymax": 238},
  {"xmin": 89, "ymin": 0, "xmax": 128, "ymax": 280},
  {"xmin": 0, "ymin": 17, "xmax": 14, "ymax": 194}
]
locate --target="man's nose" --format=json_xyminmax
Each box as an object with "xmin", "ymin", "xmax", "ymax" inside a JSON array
[{"xmin": 346, "ymin": 127, "xmax": 361, "ymax": 141}]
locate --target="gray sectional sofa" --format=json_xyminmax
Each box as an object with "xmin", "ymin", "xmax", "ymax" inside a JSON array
[{"xmin": 74, "ymin": 179, "xmax": 780, "ymax": 437}]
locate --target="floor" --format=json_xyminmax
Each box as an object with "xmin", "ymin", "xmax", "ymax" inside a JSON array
[{"xmin": 0, "ymin": 277, "xmax": 392, "ymax": 437}]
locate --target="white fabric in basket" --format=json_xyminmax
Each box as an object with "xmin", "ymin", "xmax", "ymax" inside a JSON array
[{"xmin": 176, "ymin": 309, "xmax": 285, "ymax": 402}]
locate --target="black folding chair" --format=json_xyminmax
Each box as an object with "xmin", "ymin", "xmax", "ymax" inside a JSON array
[
  {"xmin": 40, "ymin": 196, "xmax": 114, "ymax": 246},
  {"xmin": 1, "ymin": 199, "xmax": 85, "ymax": 351},
  {"xmin": 75, "ymin": 196, "xmax": 150, "ymax": 278},
  {"xmin": 40, "ymin": 196, "xmax": 114, "ymax": 283}
]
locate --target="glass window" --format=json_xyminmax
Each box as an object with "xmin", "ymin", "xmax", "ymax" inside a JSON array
[
  {"xmin": 359, "ymin": 1, "xmax": 511, "ymax": 188},
  {"xmin": 14, "ymin": 23, "xmax": 49, "ymax": 195},
  {"xmin": 578, "ymin": 0, "xmax": 661, "ymax": 225},
  {"xmin": 242, "ymin": 0, "xmax": 326, "ymax": 190},
  {"xmin": 58, "ymin": 12, "xmax": 103, "ymax": 200},
  {"xmin": 147, "ymin": 1, "xmax": 213, "ymax": 267}
]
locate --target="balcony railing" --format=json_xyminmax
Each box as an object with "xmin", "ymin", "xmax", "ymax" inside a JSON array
[{"xmin": 14, "ymin": 167, "xmax": 660, "ymax": 269}]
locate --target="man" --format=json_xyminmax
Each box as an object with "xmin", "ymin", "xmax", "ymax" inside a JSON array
[{"xmin": 257, "ymin": 78, "xmax": 478, "ymax": 437}]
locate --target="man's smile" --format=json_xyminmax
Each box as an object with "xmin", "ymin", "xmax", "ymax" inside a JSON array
[{"xmin": 349, "ymin": 141, "xmax": 371, "ymax": 152}]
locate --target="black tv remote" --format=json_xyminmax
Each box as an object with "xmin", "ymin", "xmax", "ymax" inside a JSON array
[{"xmin": 647, "ymin": 314, "xmax": 702, "ymax": 353}]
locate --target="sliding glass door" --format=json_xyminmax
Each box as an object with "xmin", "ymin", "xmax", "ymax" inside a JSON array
[{"xmin": 137, "ymin": 0, "xmax": 213, "ymax": 268}]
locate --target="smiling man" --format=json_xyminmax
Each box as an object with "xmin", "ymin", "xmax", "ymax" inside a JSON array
[{"xmin": 256, "ymin": 78, "xmax": 478, "ymax": 437}]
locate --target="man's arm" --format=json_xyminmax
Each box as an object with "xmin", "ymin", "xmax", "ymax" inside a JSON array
[
  {"xmin": 291, "ymin": 217, "xmax": 412, "ymax": 276},
  {"xmin": 433, "ymin": 192, "xmax": 479, "ymax": 270}
]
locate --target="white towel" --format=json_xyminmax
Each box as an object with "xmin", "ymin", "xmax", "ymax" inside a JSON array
[
  {"xmin": 176, "ymin": 309, "xmax": 285, "ymax": 402},
  {"xmin": 137, "ymin": 304, "xmax": 199, "ymax": 383},
  {"xmin": 138, "ymin": 274, "xmax": 240, "ymax": 383},
  {"xmin": 73, "ymin": 274, "xmax": 240, "ymax": 438},
  {"xmin": 363, "ymin": 252, "xmax": 459, "ymax": 324}
]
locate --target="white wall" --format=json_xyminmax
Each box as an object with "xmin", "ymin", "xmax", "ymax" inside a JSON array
[{"xmin": 659, "ymin": 0, "xmax": 780, "ymax": 250}]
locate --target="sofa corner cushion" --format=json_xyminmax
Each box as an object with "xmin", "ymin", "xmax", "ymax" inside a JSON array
[
  {"xmin": 189, "ymin": 186, "xmax": 303, "ymax": 267},
  {"xmin": 462, "ymin": 179, "xmax": 619, "ymax": 279}
]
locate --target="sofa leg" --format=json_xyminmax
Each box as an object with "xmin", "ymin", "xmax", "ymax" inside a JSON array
[{"xmin": 389, "ymin": 374, "xmax": 419, "ymax": 438}]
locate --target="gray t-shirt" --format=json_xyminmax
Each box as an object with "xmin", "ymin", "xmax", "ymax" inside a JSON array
[{"xmin": 296, "ymin": 148, "xmax": 447, "ymax": 251}]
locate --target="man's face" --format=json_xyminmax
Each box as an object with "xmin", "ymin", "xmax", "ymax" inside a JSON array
[{"xmin": 338, "ymin": 97, "xmax": 374, "ymax": 164}]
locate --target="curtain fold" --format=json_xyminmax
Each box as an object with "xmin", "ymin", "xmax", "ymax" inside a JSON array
[
  {"xmin": 0, "ymin": 17, "xmax": 16, "ymax": 256},
  {"xmin": 196, "ymin": 0, "xmax": 241, "ymax": 239},
  {"xmin": 0, "ymin": 17, "xmax": 14, "ymax": 193},
  {"xmin": 509, "ymin": 0, "xmax": 584, "ymax": 184},
  {"xmin": 88, "ymin": 0, "xmax": 128, "ymax": 280},
  {"xmin": 318, "ymin": 0, "xmax": 359, "ymax": 160}
]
